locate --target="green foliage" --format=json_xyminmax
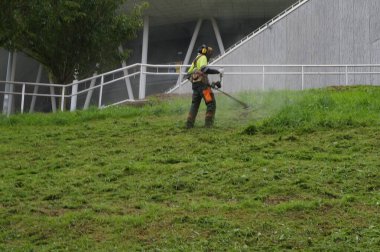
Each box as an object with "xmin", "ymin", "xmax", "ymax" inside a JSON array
[
  {"xmin": 0, "ymin": 86, "xmax": 379, "ymax": 250},
  {"xmin": 0, "ymin": 0, "xmax": 148, "ymax": 83},
  {"xmin": 254, "ymin": 86, "xmax": 380, "ymax": 133}
]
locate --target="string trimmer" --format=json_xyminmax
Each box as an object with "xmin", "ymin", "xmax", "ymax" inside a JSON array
[
  {"xmin": 185, "ymin": 67, "xmax": 250, "ymax": 109},
  {"xmin": 210, "ymin": 69, "xmax": 250, "ymax": 109}
]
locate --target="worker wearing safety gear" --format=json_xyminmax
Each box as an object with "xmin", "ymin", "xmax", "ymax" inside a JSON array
[{"xmin": 185, "ymin": 44, "xmax": 217, "ymax": 128}]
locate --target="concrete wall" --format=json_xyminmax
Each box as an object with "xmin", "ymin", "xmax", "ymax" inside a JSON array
[{"xmin": 175, "ymin": 0, "xmax": 380, "ymax": 94}]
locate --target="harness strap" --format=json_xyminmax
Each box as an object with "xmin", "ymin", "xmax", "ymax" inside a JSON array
[{"xmin": 192, "ymin": 55, "xmax": 202, "ymax": 70}]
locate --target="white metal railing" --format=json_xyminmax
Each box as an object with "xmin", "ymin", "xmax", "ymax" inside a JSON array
[
  {"xmin": 166, "ymin": 64, "xmax": 380, "ymax": 93},
  {"xmin": 1, "ymin": 63, "xmax": 380, "ymax": 115},
  {"xmin": 0, "ymin": 0, "xmax": 320, "ymax": 116}
]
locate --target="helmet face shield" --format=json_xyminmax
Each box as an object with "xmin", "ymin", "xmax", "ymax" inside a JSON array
[
  {"xmin": 206, "ymin": 47, "xmax": 214, "ymax": 56},
  {"xmin": 206, "ymin": 47, "xmax": 213, "ymax": 58}
]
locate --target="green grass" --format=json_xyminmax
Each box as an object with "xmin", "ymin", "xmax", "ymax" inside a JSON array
[{"xmin": 0, "ymin": 86, "xmax": 380, "ymax": 251}]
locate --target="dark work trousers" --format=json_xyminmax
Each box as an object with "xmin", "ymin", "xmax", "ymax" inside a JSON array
[{"xmin": 186, "ymin": 83, "xmax": 216, "ymax": 128}]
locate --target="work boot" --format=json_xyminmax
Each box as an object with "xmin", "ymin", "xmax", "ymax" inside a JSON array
[
  {"xmin": 204, "ymin": 117, "xmax": 214, "ymax": 128},
  {"xmin": 204, "ymin": 110, "xmax": 214, "ymax": 128},
  {"xmin": 186, "ymin": 112, "xmax": 196, "ymax": 129},
  {"xmin": 185, "ymin": 120, "xmax": 194, "ymax": 129}
]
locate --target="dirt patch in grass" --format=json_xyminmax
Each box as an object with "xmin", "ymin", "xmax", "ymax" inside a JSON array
[{"xmin": 264, "ymin": 196, "xmax": 292, "ymax": 206}]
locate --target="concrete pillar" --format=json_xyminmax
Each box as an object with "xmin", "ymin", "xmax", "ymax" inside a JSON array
[
  {"xmin": 119, "ymin": 45, "xmax": 135, "ymax": 100},
  {"xmin": 8, "ymin": 52, "xmax": 17, "ymax": 115},
  {"xmin": 211, "ymin": 18, "xmax": 225, "ymax": 54},
  {"xmin": 29, "ymin": 64, "xmax": 43, "ymax": 113},
  {"xmin": 83, "ymin": 71, "xmax": 98, "ymax": 110},
  {"xmin": 3, "ymin": 52, "xmax": 17, "ymax": 116},
  {"xmin": 2, "ymin": 51, "xmax": 17, "ymax": 116},
  {"xmin": 50, "ymin": 82, "xmax": 57, "ymax": 113},
  {"xmin": 176, "ymin": 19, "xmax": 203, "ymax": 86},
  {"xmin": 70, "ymin": 79, "xmax": 78, "ymax": 112},
  {"xmin": 2, "ymin": 51, "xmax": 13, "ymax": 115},
  {"xmin": 139, "ymin": 16, "xmax": 149, "ymax": 99}
]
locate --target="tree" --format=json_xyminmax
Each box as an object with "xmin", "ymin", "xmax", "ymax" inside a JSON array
[{"xmin": 0, "ymin": 0, "xmax": 147, "ymax": 84}]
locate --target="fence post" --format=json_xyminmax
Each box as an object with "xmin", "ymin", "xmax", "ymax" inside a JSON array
[
  {"xmin": 345, "ymin": 66, "xmax": 348, "ymax": 86},
  {"xmin": 139, "ymin": 64, "xmax": 146, "ymax": 99},
  {"xmin": 98, "ymin": 75, "xmax": 104, "ymax": 108},
  {"xmin": 70, "ymin": 80, "xmax": 78, "ymax": 112},
  {"xmin": 262, "ymin": 66, "xmax": 265, "ymax": 91},
  {"xmin": 21, "ymin": 83, "xmax": 25, "ymax": 114},
  {"xmin": 301, "ymin": 66, "xmax": 304, "ymax": 90},
  {"xmin": 139, "ymin": 16, "xmax": 149, "ymax": 100},
  {"xmin": 61, "ymin": 86, "xmax": 65, "ymax": 112}
]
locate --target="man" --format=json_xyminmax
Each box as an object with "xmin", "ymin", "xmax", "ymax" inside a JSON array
[{"xmin": 185, "ymin": 44, "xmax": 221, "ymax": 128}]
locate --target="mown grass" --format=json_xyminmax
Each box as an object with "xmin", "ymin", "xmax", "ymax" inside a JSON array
[{"xmin": 0, "ymin": 86, "xmax": 379, "ymax": 251}]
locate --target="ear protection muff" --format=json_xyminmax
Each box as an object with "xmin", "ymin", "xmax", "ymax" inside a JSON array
[{"xmin": 199, "ymin": 44, "xmax": 208, "ymax": 54}]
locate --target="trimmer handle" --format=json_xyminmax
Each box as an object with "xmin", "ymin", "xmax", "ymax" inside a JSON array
[{"xmin": 219, "ymin": 68, "xmax": 224, "ymax": 85}]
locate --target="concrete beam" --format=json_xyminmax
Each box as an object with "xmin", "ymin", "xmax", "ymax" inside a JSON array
[
  {"xmin": 211, "ymin": 18, "xmax": 225, "ymax": 54},
  {"xmin": 119, "ymin": 45, "xmax": 135, "ymax": 100},
  {"xmin": 176, "ymin": 19, "xmax": 203, "ymax": 86}
]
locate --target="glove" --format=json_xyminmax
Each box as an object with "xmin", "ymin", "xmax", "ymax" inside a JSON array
[
  {"xmin": 219, "ymin": 68, "xmax": 224, "ymax": 77},
  {"xmin": 211, "ymin": 81, "xmax": 221, "ymax": 89},
  {"xmin": 183, "ymin": 73, "xmax": 191, "ymax": 81}
]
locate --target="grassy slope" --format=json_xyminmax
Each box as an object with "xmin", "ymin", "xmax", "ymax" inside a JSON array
[{"xmin": 0, "ymin": 86, "xmax": 379, "ymax": 251}]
